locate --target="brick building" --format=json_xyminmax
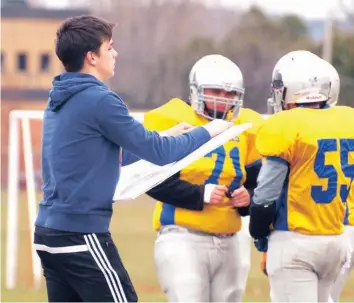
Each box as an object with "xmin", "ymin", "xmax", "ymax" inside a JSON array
[{"xmin": 1, "ymin": 0, "xmax": 88, "ymax": 185}]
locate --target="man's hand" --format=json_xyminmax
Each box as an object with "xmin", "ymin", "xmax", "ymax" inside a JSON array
[
  {"xmin": 201, "ymin": 119, "xmax": 233, "ymax": 138},
  {"xmin": 260, "ymin": 252, "xmax": 268, "ymax": 276},
  {"xmin": 229, "ymin": 186, "xmax": 250, "ymax": 207},
  {"xmin": 210, "ymin": 185, "xmax": 229, "ymax": 205},
  {"xmin": 204, "ymin": 184, "xmax": 229, "ymax": 205},
  {"xmin": 159, "ymin": 123, "xmax": 194, "ymax": 136}
]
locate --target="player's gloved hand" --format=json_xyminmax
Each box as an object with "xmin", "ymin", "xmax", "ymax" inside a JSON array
[
  {"xmin": 159, "ymin": 122, "xmax": 194, "ymax": 136},
  {"xmin": 260, "ymin": 252, "xmax": 268, "ymax": 276},
  {"xmin": 204, "ymin": 184, "xmax": 229, "ymax": 205},
  {"xmin": 229, "ymin": 186, "xmax": 250, "ymax": 207},
  {"xmin": 254, "ymin": 237, "xmax": 268, "ymax": 252},
  {"xmin": 201, "ymin": 119, "xmax": 233, "ymax": 138}
]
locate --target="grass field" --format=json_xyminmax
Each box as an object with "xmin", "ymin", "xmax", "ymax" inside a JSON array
[{"xmin": 1, "ymin": 192, "xmax": 353, "ymax": 302}]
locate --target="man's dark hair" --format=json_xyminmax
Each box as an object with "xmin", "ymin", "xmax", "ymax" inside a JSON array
[{"xmin": 55, "ymin": 15, "xmax": 115, "ymax": 72}]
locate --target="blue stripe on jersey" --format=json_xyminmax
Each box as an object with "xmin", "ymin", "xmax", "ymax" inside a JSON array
[{"xmin": 160, "ymin": 203, "xmax": 176, "ymax": 225}]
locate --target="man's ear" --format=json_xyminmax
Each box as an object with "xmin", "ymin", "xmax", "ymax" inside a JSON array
[{"xmin": 86, "ymin": 51, "xmax": 97, "ymax": 66}]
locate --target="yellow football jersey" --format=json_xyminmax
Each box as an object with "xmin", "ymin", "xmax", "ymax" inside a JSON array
[
  {"xmin": 144, "ymin": 98, "xmax": 264, "ymax": 234},
  {"xmin": 256, "ymin": 105, "xmax": 354, "ymax": 235}
]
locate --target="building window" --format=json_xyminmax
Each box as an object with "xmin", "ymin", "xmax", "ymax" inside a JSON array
[
  {"xmin": 17, "ymin": 53, "xmax": 27, "ymax": 71},
  {"xmin": 1, "ymin": 52, "xmax": 4, "ymax": 73},
  {"xmin": 40, "ymin": 54, "xmax": 50, "ymax": 72}
]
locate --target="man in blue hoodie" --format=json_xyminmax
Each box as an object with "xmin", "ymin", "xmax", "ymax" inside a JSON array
[{"xmin": 34, "ymin": 15, "xmax": 233, "ymax": 302}]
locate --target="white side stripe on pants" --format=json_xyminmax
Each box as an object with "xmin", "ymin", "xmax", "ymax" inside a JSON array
[
  {"xmin": 84, "ymin": 234, "xmax": 127, "ymax": 303},
  {"xmin": 91, "ymin": 234, "xmax": 128, "ymax": 303},
  {"xmin": 34, "ymin": 244, "xmax": 89, "ymax": 254}
]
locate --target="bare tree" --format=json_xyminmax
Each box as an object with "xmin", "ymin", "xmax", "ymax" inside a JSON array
[
  {"xmin": 339, "ymin": 0, "xmax": 354, "ymax": 23},
  {"xmin": 219, "ymin": 6, "xmax": 316, "ymax": 112},
  {"xmin": 91, "ymin": 2, "xmax": 330, "ymax": 112},
  {"xmin": 91, "ymin": 0, "xmax": 237, "ymax": 108}
]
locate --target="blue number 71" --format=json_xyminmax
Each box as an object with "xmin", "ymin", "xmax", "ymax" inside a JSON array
[
  {"xmin": 204, "ymin": 146, "xmax": 243, "ymax": 191},
  {"xmin": 311, "ymin": 138, "xmax": 354, "ymax": 204}
]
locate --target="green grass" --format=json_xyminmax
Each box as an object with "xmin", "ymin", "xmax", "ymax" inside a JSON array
[{"xmin": 1, "ymin": 192, "xmax": 353, "ymax": 302}]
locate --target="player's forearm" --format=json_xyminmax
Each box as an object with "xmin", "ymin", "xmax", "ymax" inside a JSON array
[
  {"xmin": 249, "ymin": 159, "xmax": 288, "ymax": 239},
  {"xmin": 253, "ymin": 158, "xmax": 288, "ymax": 205},
  {"xmin": 234, "ymin": 162, "xmax": 262, "ymax": 217},
  {"xmin": 244, "ymin": 161, "xmax": 262, "ymax": 192},
  {"xmin": 146, "ymin": 173, "xmax": 204, "ymax": 211}
]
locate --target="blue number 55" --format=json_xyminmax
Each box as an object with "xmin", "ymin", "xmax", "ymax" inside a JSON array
[{"xmin": 311, "ymin": 138, "xmax": 354, "ymax": 204}]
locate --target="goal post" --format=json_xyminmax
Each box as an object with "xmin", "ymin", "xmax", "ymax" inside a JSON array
[
  {"xmin": 5, "ymin": 109, "xmax": 145, "ymax": 290},
  {"xmin": 6, "ymin": 110, "xmax": 44, "ymax": 290}
]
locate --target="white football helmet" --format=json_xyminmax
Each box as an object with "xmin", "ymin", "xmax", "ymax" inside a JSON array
[
  {"xmin": 274, "ymin": 50, "xmax": 320, "ymax": 69},
  {"xmin": 321, "ymin": 59, "xmax": 340, "ymax": 106},
  {"xmin": 268, "ymin": 51, "xmax": 331, "ymax": 113},
  {"xmin": 189, "ymin": 54, "xmax": 244, "ymax": 121}
]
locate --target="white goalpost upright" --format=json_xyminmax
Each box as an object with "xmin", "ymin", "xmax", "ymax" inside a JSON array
[
  {"xmin": 5, "ymin": 109, "xmax": 145, "ymax": 290},
  {"xmin": 6, "ymin": 110, "xmax": 44, "ymax": 290}
]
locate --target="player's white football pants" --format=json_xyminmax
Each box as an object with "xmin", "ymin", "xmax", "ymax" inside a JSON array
[
  {"xmin": 330, "ymin": 225, "xmax": 354, "ymax": 302},
  {"xmin": 267, "ymin": 230, "xmax": 348, "ymax": 303},
  {"xmin": 154, "ymin": 225, "xmax": 244, "ymax": 302},
  {"xmin": 235, "ymin": 216, "xmax": 251, "ymax": 299}
]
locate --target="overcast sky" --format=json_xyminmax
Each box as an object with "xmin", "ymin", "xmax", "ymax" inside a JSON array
[
  {"xmin": 214, "ymin": 0, "xmax": 348, "ymax": 19},
  {"xmin": 42, "ymin": 0, "xmax": 350, "ymax": 20}
]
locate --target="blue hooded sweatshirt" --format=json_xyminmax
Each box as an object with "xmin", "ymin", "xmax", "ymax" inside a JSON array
[{"xmin": 35, "ymin": 73, "xmax": 211, "ymax": 233}]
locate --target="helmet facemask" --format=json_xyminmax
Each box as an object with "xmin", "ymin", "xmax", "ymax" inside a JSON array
[
  {"xmin": 190, "ymin": 83, "xmax": 244, "ymax": 121},
  {"xmin": 322, "ymin": 60, "xmax": 340, "ymax": 106},
  {"xmin": 268, "ymin": 70, "xmax": 286, "ymax": 114}
]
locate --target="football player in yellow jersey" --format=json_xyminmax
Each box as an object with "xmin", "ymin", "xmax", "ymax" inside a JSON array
[
  {"xmin": 325, "ymin": 62, "xmax": 354, "ymax": 302},
  {"xmin": 249, "ymin": 50, "xmax": 354, "ymax": 302},
  {"xmin": 144, "ymin": 54, "xmax": 264, "ymax": 302}
]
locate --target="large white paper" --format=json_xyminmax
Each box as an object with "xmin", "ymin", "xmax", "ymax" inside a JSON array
[{"xmin": 113, "ymin": 122, "xmax": 252, "ymax": 201}]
